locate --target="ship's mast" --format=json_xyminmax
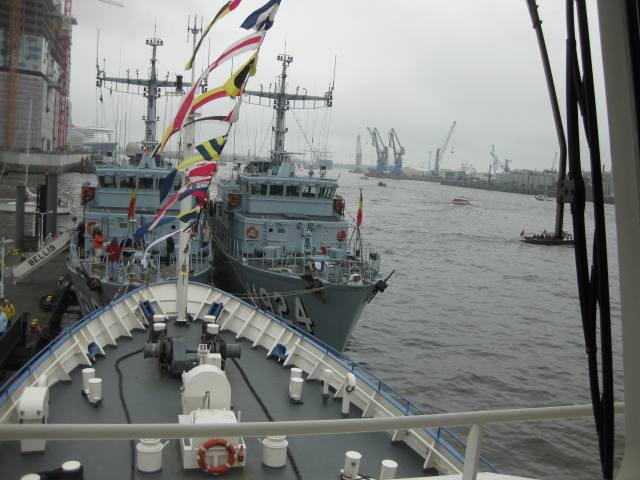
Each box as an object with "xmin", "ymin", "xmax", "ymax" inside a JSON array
[
  {"xmin": 272, "ymin": 54, "xmax": 292, "ymax": 169},
  {"xmin": 243, "ymin": 54, "xmax": 334, "ymax": 177},
  {"xmin": 97, "ymin": 37, "xmax": 181, "ymax": 168},
  {"xmin": 176, "ymin": 19, "xmax": 202, "ymax": 323},
  {"xmin": 144, "ymin": 38, "xmax": 162, "ymax": 147}
]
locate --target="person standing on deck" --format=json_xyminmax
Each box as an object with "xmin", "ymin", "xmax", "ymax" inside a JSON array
[
  {"xmin": 76, "ymin": 221, "xmax": 86, "ymax": 251},
  {"xmin": 0, "ymin": 310, "xmax": 8, "ymax": 335},
  {"xmin": 165, "ymin": 236, "xmax": 175, "ymax": 267},
  {"xmin": 2, "ymin": 299, "xmax": 16, "ymax": 324},
  {"xmin": 106, "ymin": 238, "xmax": 122, "ymax": 280},
  {"xmin": 93, "ymin": 229, "xmax": 104, "ymax": 259}
]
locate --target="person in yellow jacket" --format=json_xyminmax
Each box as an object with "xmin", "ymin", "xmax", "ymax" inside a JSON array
[{"xmin": 2, "ymin": 299, "xmax": 16, "ymax": 323}]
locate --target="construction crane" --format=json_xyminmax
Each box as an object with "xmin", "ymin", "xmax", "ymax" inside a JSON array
[
  {"xmin": 489, "ymin": 145, "xmax": 512, "ymax": 174},
  {"xmin": 366, "ymin": 127, "xmax": 389, "ymax": 172},
  {"xmin": 388, "ymin": 128, "xmax": 405, "ymax": 175},
  {"xmin": 430, "ymin": 121, "xmax": 456, "ymax": 177}
]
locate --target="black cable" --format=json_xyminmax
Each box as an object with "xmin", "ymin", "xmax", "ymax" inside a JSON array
[
  {"xmin": 230, "ymin": 356, "xmax": 303, "ymax": 480},
  {"xmin": 115, "ymin": 347, "xmax": 144, "ymax": 480},
  {"xmin": 565, "ymin": 1, "xmax": 614, "ymax": 478}
]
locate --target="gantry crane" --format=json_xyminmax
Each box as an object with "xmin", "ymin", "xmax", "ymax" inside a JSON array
[
  {"xmin": 366, "ymin": 127, "xmax": 389, "ymax": 172},
  {"xmin": 388, "ymin": 128, "xmax": 405, "ymax": 175},
  {"xmin": 430, "ymin": 121, "xmax": 456, "ymax": 177}
]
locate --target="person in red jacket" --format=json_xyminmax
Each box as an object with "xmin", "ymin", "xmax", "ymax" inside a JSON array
[{"xmin": 105, "ymin": 238, "xmax": 122, "ymax": 280}]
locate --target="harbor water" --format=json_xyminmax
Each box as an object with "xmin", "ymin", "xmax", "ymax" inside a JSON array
[{"xmin": 0, "ymin": 169, "xmax": 623, "ymax": 479}]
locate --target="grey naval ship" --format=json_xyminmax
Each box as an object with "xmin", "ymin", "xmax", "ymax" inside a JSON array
[
  {"xmin": 67, "ymin": 37, "xmax": 212, "ymax": 316},
  {"xmin": 210, "ymin": 54, "xmax": 389, "ymax": 352}
]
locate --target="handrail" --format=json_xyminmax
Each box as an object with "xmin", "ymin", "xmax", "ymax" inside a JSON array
[{"xmin": 0, "ymin": 402, "xmax": 625, "ymax": 440}]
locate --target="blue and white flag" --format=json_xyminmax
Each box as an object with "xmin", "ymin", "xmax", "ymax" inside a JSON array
[{"xmin": 241, "ymin": 0, "xmax": 280, "ymax": 31}]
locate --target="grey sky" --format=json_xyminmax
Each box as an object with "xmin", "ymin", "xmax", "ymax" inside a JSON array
[{"xmin": 69, "ymin": 0, "xmax": 609, "ymax": 173}]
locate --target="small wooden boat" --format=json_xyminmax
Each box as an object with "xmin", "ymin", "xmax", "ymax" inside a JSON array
[{"xmin": 520, "ymin": 230, "xmax": 575, "ymax": 246}]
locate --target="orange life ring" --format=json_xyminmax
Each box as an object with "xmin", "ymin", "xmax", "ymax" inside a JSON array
[
  {"xmin": 228, "ymin": 194, "xmax": 241, "ymax": 208},
  {"xmin": 80, "ymin": 187, "xmax": 95, "ymax": 204},
  {"xmin": 197, "ymin": 438, "xmax": 236, "ymax": 475},
  {"xmin": 86, "ymin": 220, "xmax": 99, "ymax": 232},
  {"xmin": 246, "ymin": 225, "xmax": 259, "ymax": 239},
  {"xmin": 337, "ymin": 229, "xmax": 347, "ymax": 242}
]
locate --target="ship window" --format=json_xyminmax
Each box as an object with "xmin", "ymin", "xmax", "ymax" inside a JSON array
[
  {"xmin": 99, "ymin": 175, "xmax": 116, "ymax": 188},
  {"xmin": 301, "ymin": 185, "xmax": 317, "ymax": 198},
  {"xmin": 286, "ymin": 185, "xmax": 300, "ymax": 197},
  {"xmin": 270, "ymin": 184, "xmax": 284, "ymax": 196},
  {"xmin": 120, "ymin": 176, "xmax": 136, "ymax": 189},
  {"xmin": 318, "ymin": 186, "xmax": 333, "ymax": 199},
  {"xmin": 139, "ymin": 177, "xmax": 154, "ymax": 190}
]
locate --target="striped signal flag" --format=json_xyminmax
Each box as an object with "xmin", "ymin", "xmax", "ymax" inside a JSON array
[{"xmin": 357, "ymin": 189, "xmax": 363, "ymax": 227}]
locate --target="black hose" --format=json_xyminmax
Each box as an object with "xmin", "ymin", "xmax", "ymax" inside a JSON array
[
  {"xmin": 231, "ymin": 356, "xmax": 303, "ymax": 480},
  {"xmin": 115, "ymin": 347, "xmax": 144, "ymax": 480},
  {"xmin": 565, "ymin": 1, "xmax": 614, "ymax": 478}
]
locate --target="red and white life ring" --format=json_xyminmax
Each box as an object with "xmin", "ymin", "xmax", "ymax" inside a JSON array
[
  {"xmin": 337, "ymin": 229, "xmax": 347, "ymax": 242},
  {"xmin": 86, "ymin": 220, "xmax": 99, "ymax": 232},
  {"xmin": 197, "ymin": 438, "xmax": 236, "ymax": 475},
  {"xmin": 246, "ymin": 225, "xmax": 259, "ymax": 239}
]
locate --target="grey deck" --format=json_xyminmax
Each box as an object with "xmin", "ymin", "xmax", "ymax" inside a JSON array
[{"xmin": 1, "ymin": 319, "xmax": 432, "ymax": 479}]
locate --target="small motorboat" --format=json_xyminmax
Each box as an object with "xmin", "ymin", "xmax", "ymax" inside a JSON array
[
  {"xmin": 377, "ymin": 181, "xmax": 387, "ymax": 187},
  {"xmin": 451, "ymin": 197, "xmax": 471, "ymax": 205}
]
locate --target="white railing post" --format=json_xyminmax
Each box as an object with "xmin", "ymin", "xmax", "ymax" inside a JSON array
[{"xmin": 462, "ymin": 423, "xmax": 484, "ymax": 480}]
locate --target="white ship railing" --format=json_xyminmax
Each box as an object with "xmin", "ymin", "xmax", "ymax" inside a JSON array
[
  {"xmin": 0, "ymin": 282, "xmax": 623, "ymax": 479},
  {"xmin": 0, "ymin": 404, "xmax": 625, "ymax": 480},
  {"xmin": 68, "ymin": 235, "xmax": 210, "ymax": 284},
  {"xmin": 216, "ymin": 231, "xmax": 382, "ymax": 283}
]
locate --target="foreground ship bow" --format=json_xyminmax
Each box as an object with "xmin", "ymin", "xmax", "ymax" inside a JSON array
[{"xmin": 211, "ymin": 54, "xmax": 388, "ymax": 352}]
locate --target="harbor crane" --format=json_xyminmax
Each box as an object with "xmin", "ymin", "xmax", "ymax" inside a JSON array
[
  {"xmin": 388, "ymin": 128, "xmax": 405, "ymax": 175},
  {"xmin": 489, "ymin": 145, "xmax": 512, "ymax": 174},
  {"xmin": 367, "ymin": 127, "xmax": 389, "ymax": 172},
  {"xmin": 430, "ymin": 121, "xmax": 456, "ymax": 177}
]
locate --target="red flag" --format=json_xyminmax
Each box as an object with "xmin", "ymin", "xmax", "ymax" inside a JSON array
[
  {"xmin": 128, "ymin": 188, "xmax": 137, "ymax": 219},
  {"xmin": 356, "ymin": 189, "xmax": 363, "ymax": 227}
]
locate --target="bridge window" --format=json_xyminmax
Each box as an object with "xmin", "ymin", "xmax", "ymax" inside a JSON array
[
  {"xmin": 99, "ymin": 175, "xmax": 116, "ymax": 188},
  {"xmin": 318, "ymin": 186, "xmax": 334, "ymax": 199},
  {"xmin": 270, "ymin": 184, "xmax": 284, "ymax": 196},
  {"xmin": 286, "ymin": 185, "xmax": 300, "ymax": 197},
  {"xmin": 120, "ymin": 176, "xmax": 136, "ymax": 189},
  {"xmin": 301, "ymin": 185, "xmax": 317, "ymax": 198},
  {"xmin": 139, "ymin": 177, "xmax": 155, "ymax": 190}
]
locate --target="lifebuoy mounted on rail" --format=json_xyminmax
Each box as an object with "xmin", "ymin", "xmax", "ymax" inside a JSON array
[
  {"xmin": 197, "ymin": 438, "xmax": 236, "ymax": 475},
  {"xmin": 246, "ymin": 225, "xmax": 259, "ymax": 239},
  {"xmin": 337, "ymin": 229, "xmax": 347, "ymax": 242},
  {"xmin": 86, "ymin": 220, "xmax": 99, "ymax": 233},
  {"xmin": 81, "ymin": 186, "xmax": 95, "ymax": 205},
  {"xmin": 333, "ymin": 198, "xmax": 346, "ymax": 216},
  {"xmin": 227, "ymin": 194, "xmax": 241, "ymax": 209}
]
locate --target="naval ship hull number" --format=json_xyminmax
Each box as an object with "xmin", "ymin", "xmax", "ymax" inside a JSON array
[{"xmin": 256, "ymin": 286, "xmax": 315, "ymax": 334}]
